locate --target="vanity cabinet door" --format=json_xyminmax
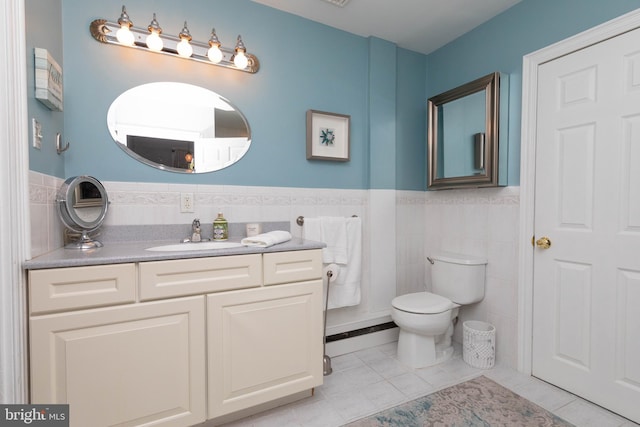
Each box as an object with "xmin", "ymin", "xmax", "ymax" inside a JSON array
[
  {"xmin": 30, "ymin": 296, "xmax": 206, "ymax": 427},
  {"xmin": 207, "ymin": 280, "xmax": 323, "ymax": 418}
]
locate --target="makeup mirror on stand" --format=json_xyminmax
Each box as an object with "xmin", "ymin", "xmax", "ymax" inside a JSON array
[{"xmin": 57, "ymin": 176, "xmax": 109, "ymax": 249}]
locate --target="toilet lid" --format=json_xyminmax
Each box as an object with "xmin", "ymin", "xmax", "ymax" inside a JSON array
[{"xmin": 392, "ymin": 292, "xmax": 452, "ymax": 314}]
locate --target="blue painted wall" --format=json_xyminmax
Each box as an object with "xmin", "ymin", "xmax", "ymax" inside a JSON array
[
  {"xmin": 396, "ymin": 48, "xmax": 427, "ymax": 191},
  {"xmin": 28, "ymin": 0, "xmax": 640, "ymax": 190},
  {"xmin": 26, "ymin": 0, "xmax": 65, "ymax": 177},
  {"xmin": 368, "ymin": 37, "xmax": 397, "ymax": 190},
  {"xmin": 425, "ymin": 0, "xmax": 640, "ymax": 186},
  {"xmin": 59, "ymin": 0, "xmax": 375, "ymax": 189}
]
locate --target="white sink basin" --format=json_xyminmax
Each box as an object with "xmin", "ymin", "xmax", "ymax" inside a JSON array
[{"xmin": 146, "ymin": 241, "xmax": 244, "ymax": 252}]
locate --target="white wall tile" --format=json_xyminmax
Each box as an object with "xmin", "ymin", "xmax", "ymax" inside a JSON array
[
  {"xmin": 422, "ymin": 186, "xmax": 520, "ymax": 368},
  {"xmin": 30, "ymin": 174, "xmax": 521, "ymax": 368},
  {"xmin": 28, "ymin": 171, "xmax": 63, "ymax": 257},
  {"xmin": 369, "ymin": 190, "xmax": 397, "ymax": 313}
]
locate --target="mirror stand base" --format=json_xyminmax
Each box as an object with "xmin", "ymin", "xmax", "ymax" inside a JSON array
[{"xmin": 64, "ymin": 232, "xmax": 103, "ymax": 250}]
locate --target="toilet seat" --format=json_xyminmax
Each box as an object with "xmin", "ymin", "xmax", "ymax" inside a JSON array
[{"xmin": 392, "ymin": 292, "xmax": 452, "ymax": 314}]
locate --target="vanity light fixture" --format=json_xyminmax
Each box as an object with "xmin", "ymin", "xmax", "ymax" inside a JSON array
[{"xmin": 90, "ymin": 5, "xmax": 260, "ymax": 73}]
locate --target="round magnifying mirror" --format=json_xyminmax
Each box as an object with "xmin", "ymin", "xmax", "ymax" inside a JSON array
[{"xmin": 57, "ymin": 176, "xmax": 109, "ymax": 249}]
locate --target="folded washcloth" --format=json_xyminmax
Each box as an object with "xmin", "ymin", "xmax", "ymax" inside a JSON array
[{"xmin": 241, "ymin": 230, "xmax": 292, "ymax": 248}]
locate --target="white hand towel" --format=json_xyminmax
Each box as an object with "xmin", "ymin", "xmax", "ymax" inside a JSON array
[
  {"xmin": 303, "ymin": 218, "xmax": 323, "ymax": 243},
  {"xmin": 327, "ymin": 217, "xmax": 362, "ymax": 309},
  {"xmin": 241, "ymin": 230, "xmax": 292, "ymax": 248},
  {"xmin": 320, "ymin": 216, "xmax": 348, "ymax": 264}
]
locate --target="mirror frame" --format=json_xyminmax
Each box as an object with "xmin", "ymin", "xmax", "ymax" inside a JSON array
[
  {"xmin": 57, "ymin": 176, "xmax": 109, "ymax": 249},
  {"xmin": 427, "ymin": 72, "xmax": 501, "ymax": 190}
]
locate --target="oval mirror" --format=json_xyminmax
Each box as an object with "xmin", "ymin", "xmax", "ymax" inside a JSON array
[
  {"xmin": 57, "ymin": 176, "xmax": 109, "ymax": 249},
  {"xmin": 107, "ymin": 82, "xmax": 251, "ymax": 173}
]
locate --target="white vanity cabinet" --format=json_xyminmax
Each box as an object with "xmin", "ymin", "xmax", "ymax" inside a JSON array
[{"xmin": 27, "ymin": 249, "xmax": 323, "ymax": 427}]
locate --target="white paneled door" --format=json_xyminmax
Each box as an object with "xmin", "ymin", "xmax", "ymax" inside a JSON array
[{"xmin": 532, "ymin": 27, "xmax": 640, "ymax": 423}]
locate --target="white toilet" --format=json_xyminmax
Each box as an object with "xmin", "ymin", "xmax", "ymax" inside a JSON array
[{"xmin": 391, "ymin": 252, "xmax": 487, "ymax": 369}]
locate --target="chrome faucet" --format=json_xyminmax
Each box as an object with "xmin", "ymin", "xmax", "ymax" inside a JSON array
[{"xmin": 190, "ymin": 218, "xmax": 202, "ymax": 242}]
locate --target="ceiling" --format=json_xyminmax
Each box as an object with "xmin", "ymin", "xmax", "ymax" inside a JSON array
[{"xmin": 251, "ymin": 0, "xmax": 521, "ymax": 55}]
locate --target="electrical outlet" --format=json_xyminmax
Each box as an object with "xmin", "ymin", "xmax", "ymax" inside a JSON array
[
  {"xmin": 180, "ymin": 192, "xmax": 194, "ymax": 213},
  {"xmin": 32, "ymin": 118, "xmax": 42, "ymax": 149}
]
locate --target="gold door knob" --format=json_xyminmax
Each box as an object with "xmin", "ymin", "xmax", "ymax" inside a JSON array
[{"xmin": 535, "ymin": 237, "xmax": 552, "ymax": 249}]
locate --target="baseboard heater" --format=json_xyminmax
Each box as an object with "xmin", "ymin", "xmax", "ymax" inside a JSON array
[{"xmin": 325, "ymin": 321, "xmax": 397, "ymax": 343}]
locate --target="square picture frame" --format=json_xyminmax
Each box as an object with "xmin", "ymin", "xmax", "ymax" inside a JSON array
[{"xmin": 306, "ymin": 110, "xmax": 350, "ymax": 161}]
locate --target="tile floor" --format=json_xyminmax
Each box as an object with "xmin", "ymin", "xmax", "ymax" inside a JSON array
[{"xmin": 222, "ymin": 341, "xmax": 640, "ymax": 427}]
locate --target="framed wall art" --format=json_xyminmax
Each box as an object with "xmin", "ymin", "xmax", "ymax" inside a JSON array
[{"xmin": 306, "ymin": 110, "xmax": 350, "ymax": 161}]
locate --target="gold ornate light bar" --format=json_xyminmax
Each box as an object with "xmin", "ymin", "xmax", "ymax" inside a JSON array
[{"xmin": 89, "ymin": 6, "xmax": 259, "ymax": 74}]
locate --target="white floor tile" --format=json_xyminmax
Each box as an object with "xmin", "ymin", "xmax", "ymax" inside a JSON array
[
  {"xmin": 364, "ymin": 355, "xmax": 410, "ymax": 379},
  {"xmin": 555, "ymin": 399, "xmax": 634, "ymax": 427},
  {"xmin": 361, "ymin": 380, "xmax": 405, "ymax": 410},
  {"xmin": 414, "ymin": 365, "xmax": 459, "ymax": 389},
  {"xmin": 510, "ymin": 377, "xmax": 576, "ymax": 412},
  {"xmin": 341, "ymin": 364, "xmax": 385, "ymax": 389},
  {"xmin": 221, "ymin": 341, "xmax": 639, "ymax": 427},
  {"xmin": 330, "ymin": 353, "xmax": 365, "ymax": 372},
  {"xmin": 387, "ymin": 372, "xmax": 435, "ymax": 398},
  {"xmin": 352, "ymin": 347, "xmax": 388, "ymax": 364},
  {"xmin": 327, "ymin": 390, "xmax": 377, "ymax": 422},
  {"xmin": 292, "ymin": 398, "xmax": 345, "ymax": 427},
  {"xmin": 438, "ymin": 357, "xmax": 483, "ymax": 381}
]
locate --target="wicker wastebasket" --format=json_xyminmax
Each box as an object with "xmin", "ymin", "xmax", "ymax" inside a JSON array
[{"xmin": 463, "ymin": 320, "xmax": 495, "ymax": 369}]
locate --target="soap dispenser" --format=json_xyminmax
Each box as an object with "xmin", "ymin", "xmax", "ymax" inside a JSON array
[{"xmin": 213, "ymin": 212, "xmax": 228, "ymax": 241}]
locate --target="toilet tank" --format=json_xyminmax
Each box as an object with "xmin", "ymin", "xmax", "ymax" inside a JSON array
[{"xmin": 430, "ymin": 252, "xmax": 487, "ymax": 304}]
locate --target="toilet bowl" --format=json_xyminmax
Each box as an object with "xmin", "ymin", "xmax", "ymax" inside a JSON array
[
  {"xmin": 392, "ymin": 292, "xmax": 459, "ymax": 368},
  {"xmin": 391, "ymin": 252, "xmax": 486, "ymax": 369}
]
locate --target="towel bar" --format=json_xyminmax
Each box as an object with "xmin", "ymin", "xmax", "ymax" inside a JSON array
[{"xmin": 296, "ymin": 215, "xmax": 358, "ymax": 226}]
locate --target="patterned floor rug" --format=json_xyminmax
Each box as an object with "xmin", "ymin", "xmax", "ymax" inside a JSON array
[{"xmin": 345, "ymin": 375, "xmax": 574, "ymax": 426}]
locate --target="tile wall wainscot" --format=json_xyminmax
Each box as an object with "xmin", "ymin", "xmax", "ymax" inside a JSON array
[
  {"xmin": 29, "ymin": 171, "xmax": 64, "ymax": 256},
  {"xmin": 28, "ymin": 172, "xmax": 520, "ymax": 367},
  {"xmin": 28, "ymin": 171, "xmax": 379, "ymax": 333},
  {"xmin": 396, "ymin": 190, "xmax": 427, "ymax": 299},
  {"xmin": 422, "ymin": 186, "xmax": 520, "ymax": 368}
]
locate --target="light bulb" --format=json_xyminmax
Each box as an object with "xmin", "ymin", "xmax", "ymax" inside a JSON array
[
  {"xmin": 146, "ymin": 31, "xmax": 163, "ymax": 51},
  {"xmin": 116, "ymin": 26, "xmax": 135, "ymax": 46},
  {"xmin": 233, "ymin": 35, "xmax": 248, "ymax": 69},
  {"xmin": 116, "ymin": 5, "xmax": 135, "ymax": 46},
  {"xmin": 233, "ymin": 51, "xmax": 248, "ymax": 69},
  {"xmin": 177, "ymin": 39, "xmax": 193, "ymax": 57},
  {"xmin": 177, "ymin": 21, "xmax": 193, "ymax": 58},
  {"xmin": 146, "ymin": 13, "xmax": 163, "ymax": 51},
  {"xmin": 207, "ymin": 28, "xmax": 223, "ymax": 63},
  {"xmin": 208, "ymin": 45, "xmax": 223, "ymax": 63}
]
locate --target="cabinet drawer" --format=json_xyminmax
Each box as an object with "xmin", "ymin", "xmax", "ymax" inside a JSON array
[
  {"xmin": 139, "ymin": 254, "xmax": 262, "ymax": 301},
  {"xmin": 29, "ymin": 263, "xmax": 136, "ymax": 315},
  {"xmin": 263, "ymin": 249, "xmax": 322, "ymax": 285}
]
